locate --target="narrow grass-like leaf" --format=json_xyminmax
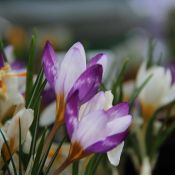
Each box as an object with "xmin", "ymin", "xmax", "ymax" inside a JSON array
[
  {"xmin": 31, "ymin": 79, "xmax": 47, "ymax": 109},
  {"xmin": 1, "ymin": 151, "xmax": 11, "ymax": 175},
  {"xmin": 44, "ymin": 137, "xmax": 66, "ymax": 175},
  {"xmin": 112, "ymin": 59, "xmax": 128, "ymax": 104},
  {"xmin": 146, "ymin": 38, "xmax": 155, "ymax": 69},
  {"xmin": 0, "ymin": 129, "xmax": 17, "ymax": 175},
  {"xmin": 31, "ymin": 129, "xmax": 47, "ymax": 175},
  {"xmin": 35, "ymin": 135, "xmax": 55, "ymax": 175},
  {"xmin": 29, "ymin": 97, "xmax": 41, "ymax": 157},
  {"xmin": 26, "ymin": 34, "xmax": 36, "ymax": 102},
  {"xmin": 26, "ymin": 67, "xmax": 44, "ymax": 108},
  {"xmin": 0, "ymin": 40, "xmax": 7, "ymax": 62},
  {"xmin": 72, "ymin": 160, "xmax": 79, "ymax": 175},
  {"xmin": 84, "ymin": 154, "xmax": 104, "ymax": 175},
  {"xmin": 129, "ymin": 74, "xmax": 152, "ymax": 110},
  {"xmin": 156, "ymin": 122, "xmax": 175, "ymax": 148},
  {"xmin": 19, "ymin": 119, "xmax": 22, "ymax": 175}
]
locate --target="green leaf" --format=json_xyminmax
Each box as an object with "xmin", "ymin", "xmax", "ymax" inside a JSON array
[
  {"xmin": 29, "ymin": 97, "xmax": 41, "ymax": 157},
  {"xmin": 0, "ymin": 129, "xmax": 17, "ymax": 175},
  {"xmin": 112, "ymin": 59, "xmax": 129, "ymax": 104},
  {"xmin": 156, "ymin": 122, "xmax": 175, "ymax": 148},
  {"xmin": 72, "ymin": 160, "xmax": 79, "ymax": 175},
  {"xmin": 26, "ymin": 67, "xmax": 45, "ymax": 108},
  {"xmin": 26, "ymin": 34, "xmax": 37, "ymax": 102},
  {"xmin": 84, "ymin": 154, "xmax": 104, "ymax": 175},
  {"xmin": 31, "ymin": 129, "xmax": 47, "ymax": 175},
  {"xmin": 129, "ymin": 74, "xmax": 152, "ymax": 110},
  {"xmin": 0, "ymin": 40, "xmax": 7, "ymax": 62},
  {"xmin": 146, "ymin": 38, "xmax": 156, "ymax": 69},
  {"xmin": 19, "ymin": 119, "xmax": 22, "ymax": 175},
  {"xmin": 44, "ymin": 137, "xmax": 66, "ymax": 175}
]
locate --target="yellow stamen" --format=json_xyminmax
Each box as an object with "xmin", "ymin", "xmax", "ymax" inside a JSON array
[
  {"xmin": 6, "ymin": 72, "xmax": 27, "ymax": 77},
  {"xmin": 141, "ymin": 102, "xmax": 156, "ymax": 122}
]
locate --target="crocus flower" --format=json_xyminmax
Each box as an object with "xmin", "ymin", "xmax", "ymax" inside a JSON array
[
  {"xmin": 136, "ymin": 62, "xmax": 175, "ymax": 120},
  {"xmin": 0, "ymin": 55, "xmax": 25, "ymax": 121},
  {"xmin": 0, "ymin": 108, "xmax": 33, "ymax": 164},
  {"xmin": 41, "ymin": 41, "xmax": 106, "ymax": 126},
  {"xmin": 53, "ymin": 91, "xmax": 132, "ymax": 174}
]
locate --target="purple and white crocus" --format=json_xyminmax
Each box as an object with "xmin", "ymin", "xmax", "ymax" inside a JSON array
[
  {"xmin": 53, "ymin": 91, "xmax": 132, "ymax": 174},
  {"xmin": 41, "ymin": 41, "xmax": 107, "ymax": 126}
]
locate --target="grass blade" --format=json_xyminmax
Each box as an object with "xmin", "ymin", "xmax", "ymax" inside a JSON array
[
  {"xmin": 26, "ymin": 34, "xmax": 36, "ymax": 102},
  {"xmin": 44, "ymin": 137, "xmax": 66, "ymax": 175},
  {"xmin": 19, "ymin": 119, "xmax": 22, "ymax": 175},
  {"xmin": 72, "ymin": 160, "xmax": 79, "ymax": 175},
  {"xmin": 84, "ymin": 154, "xmax": 104, "ymax": 175},
  {"xmin": 129, "ymin": 74, "xmax": 152, "ymax": 110}
]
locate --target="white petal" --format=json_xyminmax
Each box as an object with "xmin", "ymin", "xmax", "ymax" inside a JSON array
[
  {"xmin": 104, "ymin": 90, "xmax": 113, "ymax": 110},
  {"xmin": 4, "ymin": 46, "xmax": 15, "ymax": 64},
  {"xmin": 79, "ymin": 91, "xmax": 106, "ymax": 120},
  {"xmin": 161, "ymin": 69, "xmax": 175, "ymax": 105},
  {"xmin": 56, "ymin": 42, "xmax": 86, "ymax": 98},
  {"xmin": 107, "ymin": 141, "xmax": 124, "ymax": 166},
  {"xmin": 6, "ymin": 108, "xmax": 34, "ymax": 149},
  {"xmin": 136, "ymin": 63, "xmax": 168, "ymax": 108},
  {"xmin": 39, "ymin": 102, "xmax": 56, "ymax": 126},
  {"xmin": 23, "ymin": 131, "xmax": 32, "ymax": 154},
  {"xmin": 123, "ymin": 81, "xmax": 135, "ymax": 100}
]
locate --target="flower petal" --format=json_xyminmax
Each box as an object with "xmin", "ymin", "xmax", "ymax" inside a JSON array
[
  {"xmin": 107, "ymin": 115, "xmax": 132, "ymax": 135},
  {"xmin": 79, "ymin": 91, "xmax": 106, "ymax": 120},
  {"xmin": 43, "ymin": 41, "xmax": 59, "ymax": 88},
  {"xmin": 168, "ymin": 64, "xmax": 175, "ymax": 85},
  {"xmin": 71, "ymin": 110, "xmax": 108, "ymax": 149},
  {"xmin": 68, "ymin": 64, "xmax": 103, "ymax": 104},
  {"xmin": 23, "ymin": 131, "xmax": 32, "ymax": 154},
  {"xmin": 88, "ymin": 53, "xmax": 108, "ymax": 76},
  {"xmin": 39, "ymin": 102, "xmax": 56, "ymax": 126},
  {"xmin": 56, "ymin": 42, "xmax": 86, "ymax": 97},
  {"xmin": 107, "ymin": 141, "xmax": 124, "ymax": 166},
  {"xmin": 0, "ymin": 54, "xmax": 4, "ymax": 68},
  {"xmin": 65, "ymin": 90, "xmax": 79, "ymax": 139},
  {"xmin": 85, "ymin": 131, "xmax": 128, "ymax": 153},
  {"xmin": 107, "ymin": 102, "xmax": 129, "ymax": 120}
]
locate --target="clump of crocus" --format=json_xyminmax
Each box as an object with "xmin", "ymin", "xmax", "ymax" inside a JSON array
[{"xmin": 40, "ymin": 41, "xmax": 108, "ymax": 150}]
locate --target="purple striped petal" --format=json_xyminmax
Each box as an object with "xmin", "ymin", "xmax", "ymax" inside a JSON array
[
  {"xmin": 168, "ymin": 64, "xmax": 175, "ymax": 85},
  {"xmin": 0, "ymin": 54, "xmax": 4, "ymax": 68},
  {"xmin": 65, "ymin": 90, "xmax": 79, "ymax": 139},
  {"xmin": 107, "ymin": 102, "xmax": 129, "ymax": 120},
  {"xmin": 43, "ymin": 41, "xmax": 58, "ymax": 89},
  {"xmin": 56, "ymin": 42, "xmax": 86, "ymax": 97},
  {"xmin": 11, "ymin": 61, "xmax": 25, "ymax": 70},
  {"xmin": 88, "ymin": 53, "xmax": 106, "ymax": 66},
  {"xmin": 42, "ymin": 87, "xmax": 56, "ymax": 106},
  {"xmin": 67, "ymin": 64, "xmax": 103, "ymax": 104},
  {"xmin": 88, "ymin": 53, "xmax": 107, "ymax": 76},
  {"xmin": 85, "ymin": 131, "xmax": 128, "ymax": 153}
]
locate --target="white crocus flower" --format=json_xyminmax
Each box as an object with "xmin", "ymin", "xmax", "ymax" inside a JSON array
[
  {"xmin": 0, "ymin": 64, "xmax": 24, "ymax": 120},
  {"xmin": 0, "ymin": 108, "xmax": 33, "ymax": 162},
  {"xmin": 136, "ymin": 62, "xmax": 175, "ymax": 120}
]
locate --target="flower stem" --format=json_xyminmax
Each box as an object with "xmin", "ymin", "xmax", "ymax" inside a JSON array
[
  {"xmin": 42, "ymin": 122, "xmax": 61, "ymax": 154},
  {"xmin": 52, "ymin": 159, "xmax": 72, "ymax": 175}
]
